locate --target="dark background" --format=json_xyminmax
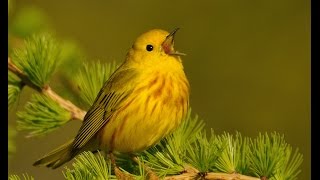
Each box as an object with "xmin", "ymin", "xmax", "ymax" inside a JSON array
[{"xmin": 8, "ymin": 0, "xmax": 310, "ymax": 179}]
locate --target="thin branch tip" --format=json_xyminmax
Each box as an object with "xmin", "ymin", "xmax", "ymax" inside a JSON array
[{"xmin": 8, "ymin": 56, "xmax": 86, "ymax": 121}]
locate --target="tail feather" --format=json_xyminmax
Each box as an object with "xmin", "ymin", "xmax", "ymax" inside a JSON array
[{"xmin": 33, "ymin": 139, "xmax": 75, "ymax": 169}]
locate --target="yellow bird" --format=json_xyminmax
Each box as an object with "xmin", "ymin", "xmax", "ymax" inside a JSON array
[{"xmin": 34, "ymin": 28, "xmax": 190, "ymax": 169}]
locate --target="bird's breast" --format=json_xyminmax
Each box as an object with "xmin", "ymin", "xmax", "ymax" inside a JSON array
[{"xmin": 98, "ymin": 70, "xmax": 189, "ymax": 153}]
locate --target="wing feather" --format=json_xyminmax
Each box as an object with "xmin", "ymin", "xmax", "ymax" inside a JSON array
[{"xmin": 72, "ymin": 67, "xmax": 138, "ymax": 150}]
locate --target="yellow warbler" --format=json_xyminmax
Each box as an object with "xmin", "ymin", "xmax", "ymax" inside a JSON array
[{"xmin": 33, "ymin": 28, "xmax": 190, "ymax": 169}]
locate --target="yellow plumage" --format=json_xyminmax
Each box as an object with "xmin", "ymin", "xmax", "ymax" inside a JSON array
[{"xmin": 33, "ymin": 28, "xmax": 189, "ymax": 169}]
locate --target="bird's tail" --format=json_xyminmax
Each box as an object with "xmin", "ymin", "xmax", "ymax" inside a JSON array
[{"xmin": 33, "ymin": 139, "xmax": 75, "ymax": 169}]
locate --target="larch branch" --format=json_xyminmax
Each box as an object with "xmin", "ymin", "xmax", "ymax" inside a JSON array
[
  {"xmin": 164, "ymin": 166, "xmax": 260, "ymax": 180},
  {"xmin": 8, "ymin": 57, "xmax": 86, "ymax": 121}
]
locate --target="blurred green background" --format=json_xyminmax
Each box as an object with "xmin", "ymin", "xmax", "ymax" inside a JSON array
[{"xmin": 8, "ymin": 0, "xmax": 310, "ymax": 179}]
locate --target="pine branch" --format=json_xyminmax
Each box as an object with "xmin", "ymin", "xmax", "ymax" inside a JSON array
[
  {"xmin": 7, "ymin": 33, "xmax": 303, "ymax": 180},
  {"xmin": 43, "ymin": 86, "xmax": 85, "ymax": 120},
  {"xmin": 8, "ymin": 96, "xmax": 303, "ymax": 180},
  {"xmin": 63, "ymin": 152, "xmax": 261, "ymax": 180},
  {"xmin": 8, "ymin": 57, "xmax": 86, "ymax": 121},
  {"xmin": 8, "ymin": 54, "xmax": 303, "ymax": 179},
  {"xmin": 164, "ymin": 169, "xmax": 260, "ymax": 180},
  {"xmin": 8, "ymin": 57, "xmax": 40, "ymax": 91}
]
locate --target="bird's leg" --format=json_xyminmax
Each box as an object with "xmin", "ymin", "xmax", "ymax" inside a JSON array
[
  {"xmin": 108, "ymin": 152, "xmax": 134, "ymax": 180},
  {"xmin": 130, "ymin": 154, "xmax": 159, "ymax": 180}
]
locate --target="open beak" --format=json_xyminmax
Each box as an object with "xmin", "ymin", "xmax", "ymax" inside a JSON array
[{"xmin": 162, "ymin": 28, "xmax": 186, "ymax": 56}]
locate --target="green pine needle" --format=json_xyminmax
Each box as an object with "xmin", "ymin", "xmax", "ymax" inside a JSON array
[
  {"xmin": 235, "ymin": 133, "xmax": 250, "ymax": 174},
  {"xmin": 8, "ymin": 84, "xmax": 21, "ymax": 109},
  {"xmin": 135, "ymin": 157, "xmax": 147, "ymax": 180},
  {"xmin": 248, "ymin": 132, "xmax": 287, "ymax": 179},
  {"xmin": 8, "ymin": 173, "xmax": 34, "ymax": 180},
  {"xmin": 11, "ymin": 33, "xmax": 61, "ymax": 88},
  {"xmin": 142, "ymin": 146, "xmax": 184, "ymax": 177},
  {"xmin": 271, "ymin": 146, "xmax": 303, "ymax": 180},
  {"xmin": 74, "ymin": 61, "xmax": 118, "ymax": 109},
  {"xmin": 63, "ymin": 151, "xmax": 116, "ymax": 180},
  {"xmin": 186, "ymin": 130, "xmax": 224, "ymax": 173},
  {"xmin": 215, "ymin": 132, "xmax": 250, "ymax": 174},
  {"xmin": 8, "ymin": 71, "xmax": 22, "ymax": 109},
  {"xmin": 167, "ymin": 110, "xmax": 206, "ymax": 152},
  {"xmin": 141, "ymin": 110, "xmax": 205, "ymax": 177},
  {"xmin": 8, "ymin": 71, "xmax": 21, "ymax": 85},
  {"xmin": 17, "ymin": 93, "xmax": 71, "ymax": 137}
]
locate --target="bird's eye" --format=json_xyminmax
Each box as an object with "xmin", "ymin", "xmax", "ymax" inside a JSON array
[{"xmin": 146, "ymin": 45, "xmax": 153, "ymax": 51}]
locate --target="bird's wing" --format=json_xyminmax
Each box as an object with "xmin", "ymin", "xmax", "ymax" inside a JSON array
[{"xmin": 72, "ymin": 67, "xmax": 139, "ymax": 150}]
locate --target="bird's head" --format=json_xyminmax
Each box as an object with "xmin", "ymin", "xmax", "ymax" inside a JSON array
[{"xmin": 127, "ymin": 28, "xmax": 185, "ymax": 65}]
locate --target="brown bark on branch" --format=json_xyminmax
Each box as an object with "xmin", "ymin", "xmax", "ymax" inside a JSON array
[{"xmin": 163, "ymin": 166, "xmax": 260, "ymax": 180}]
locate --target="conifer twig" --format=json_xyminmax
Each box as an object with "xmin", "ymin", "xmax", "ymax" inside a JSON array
[
  {"xmin": 8, "ymin": 57, "xmax": 86, "ymax": 121},
  {"xmin": 205, "ymin": 172, "xmax": 260, "ymax": 180},
  {"xmin": 164, "ymin": 167, "xmax": 260, "ymax": 180},
  {"xmin": 8, "ymin": 57, "xmax": 40, "ymax": 91}
]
